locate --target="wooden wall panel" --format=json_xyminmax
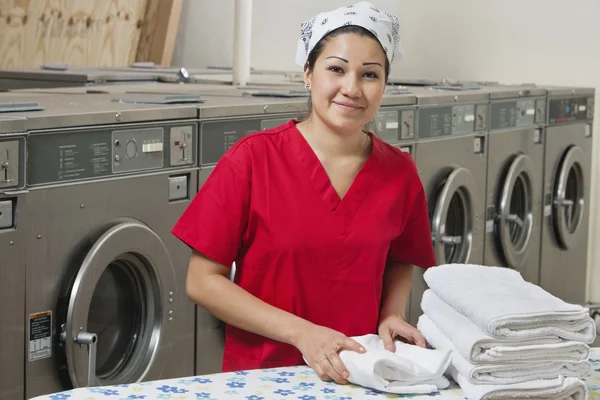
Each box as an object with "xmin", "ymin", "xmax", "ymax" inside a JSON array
[
  {"xmin": 135, "ymin": 0, "xmax": 182, "ymax": 66},
  {"xmin": 0, "ymin": 0, "xmax": 148, "ymax": 68}
]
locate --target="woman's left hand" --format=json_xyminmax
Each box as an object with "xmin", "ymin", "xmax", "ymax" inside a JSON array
[{"xmin": 377, "ymin": 314, "xmax": 427, "ymax": 352}]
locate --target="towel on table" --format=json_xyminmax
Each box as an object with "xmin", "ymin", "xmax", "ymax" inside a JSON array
[
  {"xmin": 423, "ymin": 264, "xmax": 596, "ymax": 343},
  {"xmin": 449, "ymin": 364, "xmax": 587, "ymax": 400},
  {"xmin": 417, "ymin": 314, "xmax": 591, "ymax": 385},
  {"xmin": 420, "ymin": 289, "xmax": 590, "ymax": 363},
  {"xmin": 303, "ymin": 334, "xmax": 451, "ymax": 394}
]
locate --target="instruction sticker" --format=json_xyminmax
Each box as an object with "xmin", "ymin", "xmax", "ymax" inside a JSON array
[{"xmin": 29, "ymin": 311, "xmax": 52, "ymax": 361}]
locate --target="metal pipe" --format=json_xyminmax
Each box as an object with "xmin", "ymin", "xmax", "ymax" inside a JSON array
[{"xmin": 233, "ymin": 0, "xmax": 252, "ymax": 86}]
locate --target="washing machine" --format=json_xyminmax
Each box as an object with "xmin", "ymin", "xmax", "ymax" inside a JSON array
[
  {"xmin": 539, "ymin": 87, "xmax": 594, "ymax": 304},
  {"xmin": 0, "ymin": 115, "xmax": 27, "ymax": 400},
  {"xmin": 483, "ymin": 86, "xmax": 547, "ymax": 284},
  {"xmin": 1, "ymin": 94, "xmax": 200, "ymax": 398},
  {"xmin": 408, "ymin": 85, "xmax": 489, "ymax": 325}
]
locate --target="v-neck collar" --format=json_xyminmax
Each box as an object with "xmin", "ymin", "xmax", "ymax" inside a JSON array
[{"xmin": 283, "ymin": 120, "xmax": 382, "ymax": 232}]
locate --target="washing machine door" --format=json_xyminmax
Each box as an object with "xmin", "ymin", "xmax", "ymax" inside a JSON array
[
  {"xmin": 57, "ymin": 218, "xmax": 177, "ymax": 388},
  {"xmin": 431, "ymin": 167, "xmax": 476, "ymax": 264},
  {"xmin": 552, "ymin": 145, "xmax": 586, "ymax": 249},
  {"xmin": 496, "ymin": 154, "xmax": 535, "ymax": 268}
]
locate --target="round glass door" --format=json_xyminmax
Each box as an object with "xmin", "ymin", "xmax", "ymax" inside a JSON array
[
  {"xmin": 58, "ymin": 218, "xmax": 176, "ymax": 388},
  {"xmin": 496, "ymin": 154, "xmax": 535, "ymax": 268},
  {"xmin": 431, "ymin": 167, "xmax": 476, "ymax": 264},
  {"xmin": 553, "ymin": 146, "xmax": 585, "ymax": 249}
]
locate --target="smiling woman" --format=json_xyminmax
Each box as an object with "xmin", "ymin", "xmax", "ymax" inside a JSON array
[
  {"xmin": 300, "ymin": 26, "xmax": 389, "ymax": 136},
  {"xmin": 171, "ymin": 1, "xmax": 436, "ymax": 388}
]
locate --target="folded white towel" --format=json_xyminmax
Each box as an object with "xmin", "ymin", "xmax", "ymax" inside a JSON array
[
  {"xmin": 423, "ymin": 264, "xmax": 596, "ymax": 343},
  {"xmin": 303, "ymin": 334, "xmax": 452, "ymax": 394},
  {"xmin": 420, "ymin": 289, "xmax": 590, "ymax": 363},
  {"xmin": 449, "ymin": 365, "xmax": 587, "ymax": 400},
  {"xmin": 418, "ymin": 314, "xmax": 591, "ymax": 385}
]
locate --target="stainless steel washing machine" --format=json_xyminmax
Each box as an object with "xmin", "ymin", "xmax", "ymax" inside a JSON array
[
  {"xmin": 483, "ymin": 86, "xmax": 547, "ymax": 284},
  {"xmin": 408, "ymin": 86, "xmax": 489, "ymax": 325},
  {"xmin": 539, "ymin": 87, "xmax": 594, "ymax": 304},
  {"xmin": 1, "ymin": 94, "xmax": 200, "ymax": 398},
  {"xmin": 0, "ymin": 115, "xmax": 27, "ymax": 400}
]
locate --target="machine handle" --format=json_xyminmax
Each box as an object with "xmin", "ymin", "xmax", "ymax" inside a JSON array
[
  {"xmin": 440, "ymin": 235, "xmax": 462, "ymax": 245},
  {"xmin": 75, "ymin": 331, "xmax": 98, "ymax": 387},
  {"xmin": 554, "ymin": 198, "xmax": 575, "ymax": 227},
  {"xmin": 504, "ymin": 213, "xmax": 524, "ymax": 228}
]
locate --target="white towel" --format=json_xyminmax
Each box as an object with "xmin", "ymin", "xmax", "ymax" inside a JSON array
[
  {"xmin": 303, "ymin": 334, "xmax": 452, "ymax": 394},
  {"xmin": 450, "ymin": 365, "xmax": 587, "ymax": 400},
  {"xmin": 417, "ymin": 314, "xmax": 591, "ymax": 385},
  {"xmin": 423, "ymin": 264, "xmax": 596, "ymax": 343},
  {"xmin": 420, "ymin": 289, "xmax": 590, "ymax": 363}
]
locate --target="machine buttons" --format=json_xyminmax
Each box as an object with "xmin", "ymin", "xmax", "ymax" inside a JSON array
[
  {"xmin": 0, "ymin": 140, "xmax": 19, "ymax": 189},
  {"xmin": 112, "ymin": 127, "xmax": 164, "ymax": 174},
  {"xmin": 535, "ymin": 99, "xmax": 546, "ymax": 124},
  {"xmin": 516, "ymin": 99, "xmax": 536, "ymax": 127},
  {"xmin": 400, "ymin": 110, "xmax": 414, "ymax": 139},
  {"xmin": 125, "ymin": 140, "xmax": 138, "ymax": 159},
  {"xmin": 475, "ymin": 104, "xmax": 487, "ymax": 131},
  {"xmin": 170, "ymin": 126, "xmax": 194, "ymax": 166},
  {"xmin": 0, "ymin": 200, "xmax": 13, "ymax": 229},
  {"xmin": 169, "ymin": 175, "xmax": 188, "ymax": 201},
  {"xmin": 142, "ymin": 142, "xmax": 163, "ymax": 153}
]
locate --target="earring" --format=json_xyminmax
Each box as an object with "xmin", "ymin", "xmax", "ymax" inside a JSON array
[{"xmin": 305, "ymin": 82, "xmax": 311, "ymax": 90}]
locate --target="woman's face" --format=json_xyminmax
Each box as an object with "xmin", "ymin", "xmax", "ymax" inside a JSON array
[{"xmin": 305, "ymin": 33, "xmax": 387, "ymax": 134}]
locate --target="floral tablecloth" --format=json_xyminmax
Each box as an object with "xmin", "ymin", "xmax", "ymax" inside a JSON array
[{"xmin": 31, "ymin": 349, "xmax": 600, "ymax": 400}]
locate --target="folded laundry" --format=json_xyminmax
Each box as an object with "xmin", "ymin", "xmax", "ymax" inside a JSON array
[
  {"xmin": 420, "ymin": 289, "xmax": 590, "ymax": 363},
  {"xmin": 422, "ymin": 264, "xmax": 596, "ymax": 343},
  {"xmin": 449, "ymin": 366, "xmax": 586, "ymax": 400},
  {"xmin": 418, "ymin": 314, "xmax": 591, "ymax": 385}
]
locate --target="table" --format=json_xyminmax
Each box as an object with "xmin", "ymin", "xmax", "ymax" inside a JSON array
[{"xmin": 32, "ymin": 349, "xmax": 600, "ymax": 399}]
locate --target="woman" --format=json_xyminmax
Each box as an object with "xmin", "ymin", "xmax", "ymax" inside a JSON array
[{"xmin": 171, "ymin": 1, "xmax": 436, "ymax": 386}]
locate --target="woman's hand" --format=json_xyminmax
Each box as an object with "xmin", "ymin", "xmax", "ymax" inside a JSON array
[
  {"xmin": 378, "ymin": 314, "xmax": 427, "ymax": 351},
  {"xmin": 294, "ymin": 323, "xmax": 366, "ymax": 385}
]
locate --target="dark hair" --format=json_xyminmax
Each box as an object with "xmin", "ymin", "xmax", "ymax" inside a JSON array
[{"xmin": 301, "ymin": 25, "xmax": 390, "ymax": 128}]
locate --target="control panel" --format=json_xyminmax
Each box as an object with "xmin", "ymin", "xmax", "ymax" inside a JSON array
[
  {"xmin": 373, "ymin": 110, "xmax": 399, "ymax": 143},
  {"xmin": 0, "ymin": 137, "xmax": 25, "ymax": 191},
  {"xmin": 371, "ymin": 108, "xmax": 415, "ymax": 144},
  {"xmin": 27, "ymin": 122, "xmax": 198, "ymax": 186},
  {"xmin": 200, "ymin": 115, "xmax": 295, "ymax": 167},
  {"xmin": 490, "ymin": 99, "xmax": 544, "ymax": 130},
  {"xmin": 548, "ymin": 97, "xmax": 592, "ymax": 125},
  {"xmin": 417, "ymin": 103, "xmax": 488, "ymax": 139}
]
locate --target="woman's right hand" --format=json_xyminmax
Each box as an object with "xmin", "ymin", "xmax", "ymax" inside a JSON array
[{"xmin": 293, "ymin": 323, "xmax": 366, "ymax": 385}]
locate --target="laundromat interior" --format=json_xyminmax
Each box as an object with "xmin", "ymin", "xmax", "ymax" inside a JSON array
[{"xmin": 1, "ymin": 0, "xmax": 600, "ymax": 399}]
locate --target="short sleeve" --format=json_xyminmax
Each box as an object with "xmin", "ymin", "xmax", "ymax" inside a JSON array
[
  {"xmin": 387, "ymin": 186, "xmax": 437, "ymax": 269},
  {"xmin": 171, "ymin": 151, "xmax": 250, "ymax": 268}
]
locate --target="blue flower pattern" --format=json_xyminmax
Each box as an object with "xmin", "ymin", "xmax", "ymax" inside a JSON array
[{"xmin": 26, "ymin": 350, "xmax": 600, "ymax": 399}]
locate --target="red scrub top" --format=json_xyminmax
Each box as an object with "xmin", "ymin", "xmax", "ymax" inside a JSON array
[{"xmin": 171, "ymin": 120, "xmax": 436, "ymax": 372}]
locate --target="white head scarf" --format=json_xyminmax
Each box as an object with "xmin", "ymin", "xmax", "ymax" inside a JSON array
[{"xmin": 295, "ymin": 1, "xmax": 403, "ymax": 68}]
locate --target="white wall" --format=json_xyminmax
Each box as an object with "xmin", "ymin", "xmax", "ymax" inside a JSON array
[{"xmin": 173, "ymin": 0, "xmax": 600, "ymax": 301}]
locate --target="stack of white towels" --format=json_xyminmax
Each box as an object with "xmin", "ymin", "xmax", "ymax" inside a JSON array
[{"xmin": 416, "ymin": 264, "xmax": 596, "ymax": 400}]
